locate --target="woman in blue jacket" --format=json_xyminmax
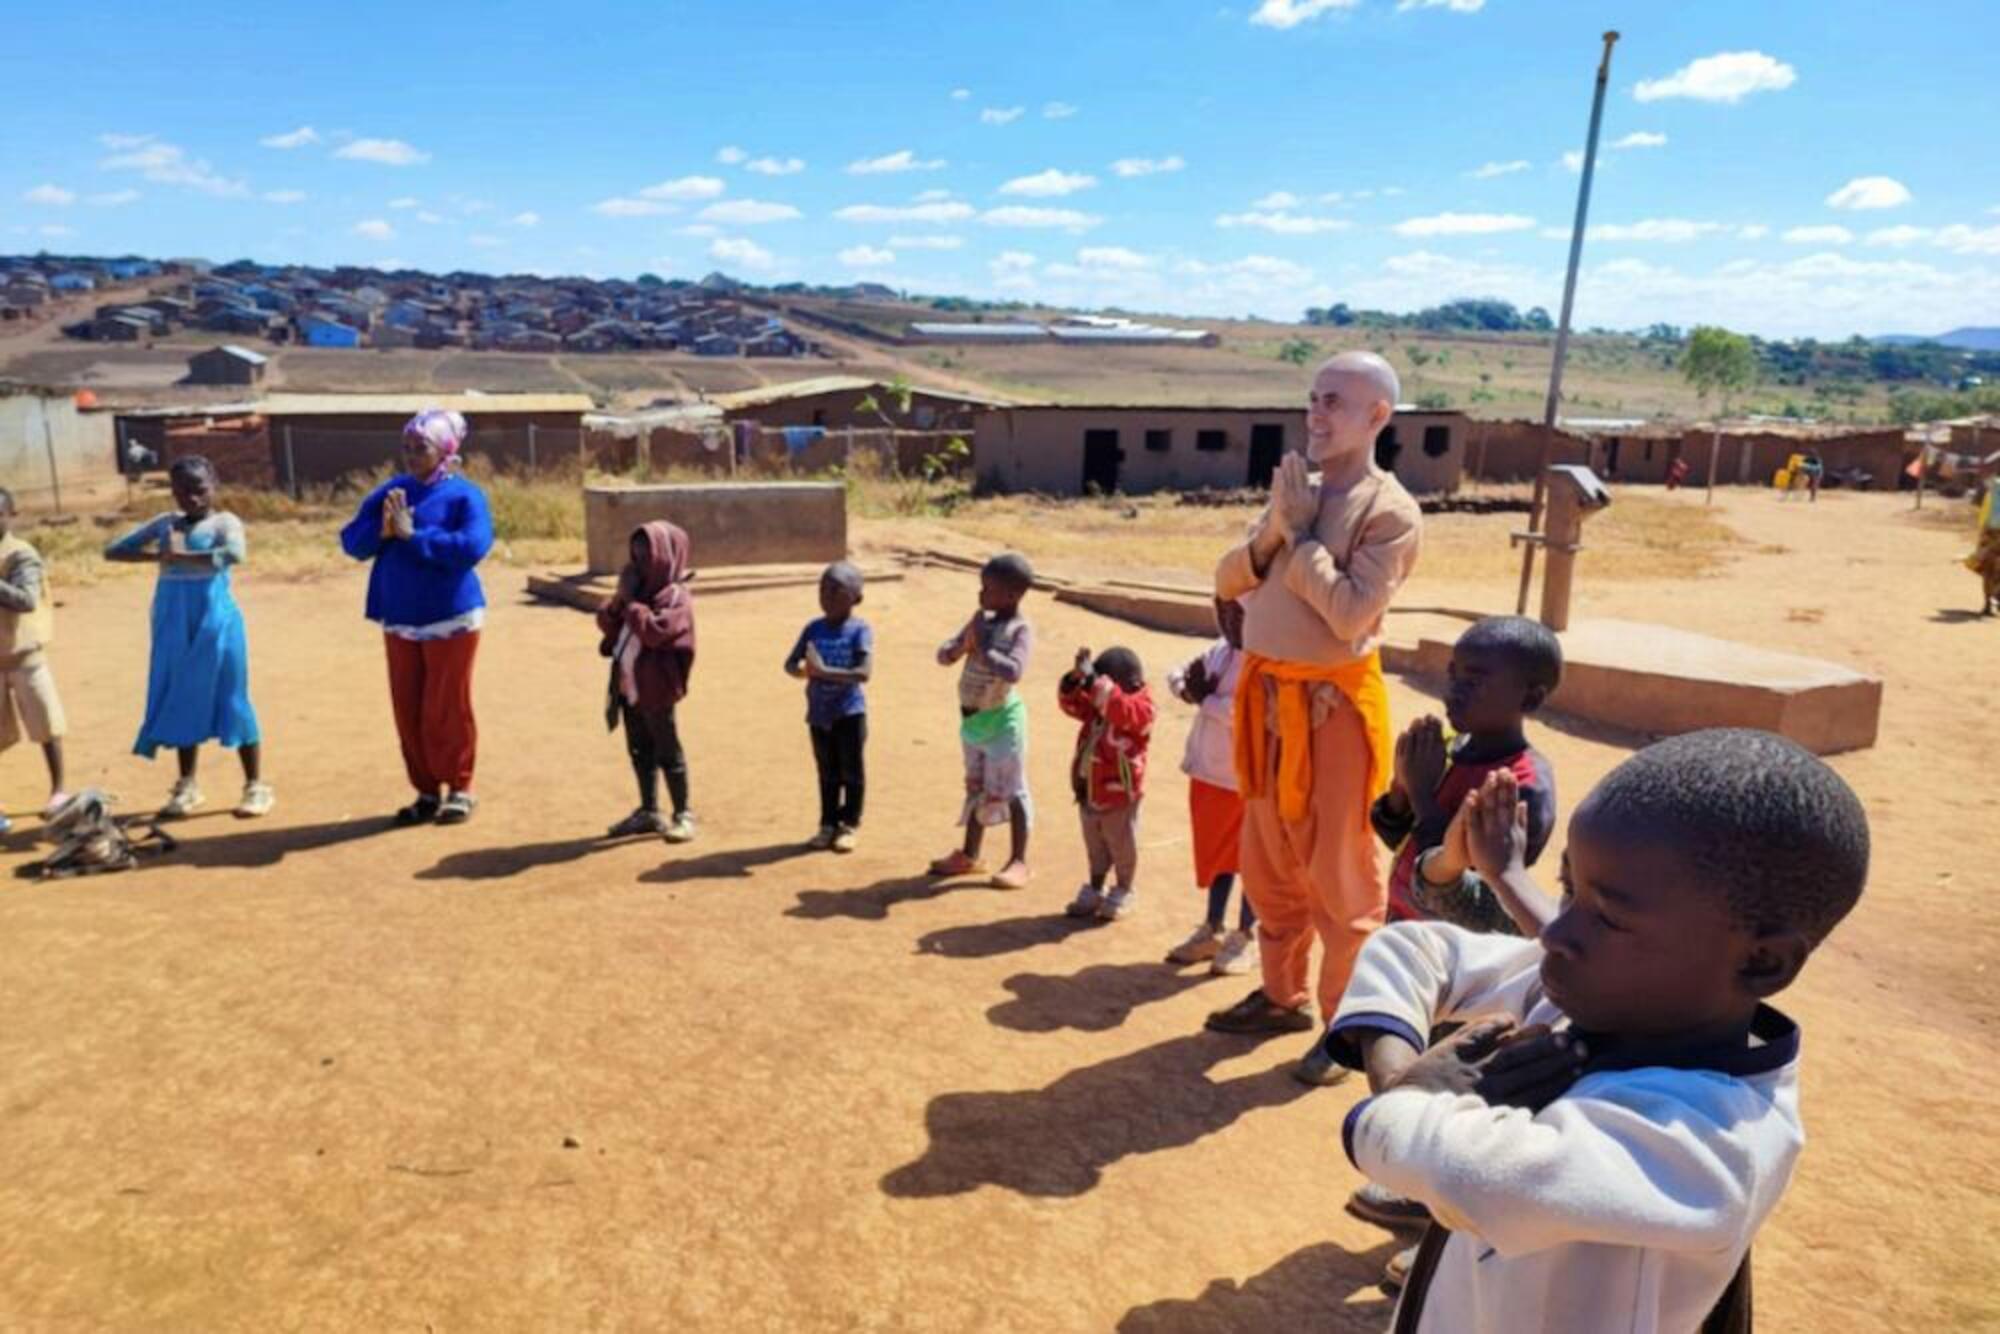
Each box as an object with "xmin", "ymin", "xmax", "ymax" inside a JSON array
[{"xmin": 339, "ymin": 409, "xmax": 494, "ymax": 824}]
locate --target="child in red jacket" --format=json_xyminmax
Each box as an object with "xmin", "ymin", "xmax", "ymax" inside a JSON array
[
  {"xmin": 596, "ymin": 521, "xmax": 696, "ymax": 843},
  {"xmin": 1057, "ymin": 645, "xmax": 1154, "ymax": 921}
]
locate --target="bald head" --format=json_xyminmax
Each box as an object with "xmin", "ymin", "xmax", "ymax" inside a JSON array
[{"xmin": 1306, "ymin": 350, "xmax": 1401, "ymax": 465}]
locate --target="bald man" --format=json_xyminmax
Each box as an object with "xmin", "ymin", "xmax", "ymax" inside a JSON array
[{"xmin": 1204, "ymin": 352, "xmax": 1422, "ymax": 1086}]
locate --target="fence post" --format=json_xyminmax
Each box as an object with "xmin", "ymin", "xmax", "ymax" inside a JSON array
[
  {"xmin": 38, "ymin": 398, "xmax": 62, "ymax": 517},
  {"xmin": 528, "ymin": 422, "xmax": 538, "ymax": 473},
  {"xmin": 284, "ymin": 425, "xmax": 299, "ymax": 499}
]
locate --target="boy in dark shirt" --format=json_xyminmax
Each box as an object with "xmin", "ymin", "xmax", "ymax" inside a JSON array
[{"xmin": 785, "ymin": 562, "xmax": 873, "ymax": 853}]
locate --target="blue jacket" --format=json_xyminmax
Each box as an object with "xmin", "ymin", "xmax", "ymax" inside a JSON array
[{"xmin": 339, "ymin": 474, "xmax": 493, "ymax": 626}]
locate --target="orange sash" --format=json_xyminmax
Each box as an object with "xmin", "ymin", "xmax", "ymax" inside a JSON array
[{"xmin": 1233, "ymin": 651, "xmax": 1393, "ymax": 826}]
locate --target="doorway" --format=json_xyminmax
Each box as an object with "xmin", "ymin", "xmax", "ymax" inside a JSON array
[
  {"xmin": 1247, "ymin": 423, "xmax": 1285, "ymax": 488},
  {"xmin": 1082, "ymin": 429, "xmax": 1122, "ymax": 493}
]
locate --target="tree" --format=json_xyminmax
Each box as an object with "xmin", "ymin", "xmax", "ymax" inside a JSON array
[
  {"xmin": 1525, "ymin": 307, "xmax": 1554, "ymax": 332},
  {"xmin": 1277, "ymin": 337, "xmax": 1317, "ymax": 365},
  {"xmin": 1682, "ymin": 325, "xmax": 1757, "ymax": 505}
]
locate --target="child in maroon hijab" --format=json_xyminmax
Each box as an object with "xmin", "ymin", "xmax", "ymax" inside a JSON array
[{"xmin": 597, "ymin": 521, "xmax": 697, "ymax": 842}]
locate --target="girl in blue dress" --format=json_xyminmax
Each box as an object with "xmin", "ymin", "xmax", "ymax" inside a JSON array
[{"xmin": 104, "ymin": 455, "xmax": 272, "ymax": 819}]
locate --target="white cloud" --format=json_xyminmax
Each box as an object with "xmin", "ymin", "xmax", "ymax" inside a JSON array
[
  {"xmin": 333, "ymin": 138, "xmax": 430, "ymax": 166},
  {"xmin": 468, "ymin": 234, "xmax": 505, "ymax": 249},
  {"xmin": 998, "ymin": 168, "xmax": 1097, "ymax": 197},
  {"xmin": 1043, "ymin": 101, "xmax": 1079, "ymax": 119},
  {"xmin": 639, "ymin": 175, "xmax": 726, "ymax": 200},
  {"xmin": 594, "ymin": 197, "xmax": 673, "ymax": 217},
  {"xmin": 980, "ymin": 206, "xmax": 1102, "ymax": 229},
  {"xmin": 950, "ymin": 88, "xmax": 971, "ymax": 100},
  {"xmin": 1864, "ymin": 225, "xmax": 1929, "ymax": 247},
  {"xmin": 993, "ymin": 251, "xmax": 1037, "ymax": 271},
  {"xmin": 1075, "ymin": 246, "xmax": 1153, "ymax": 270},
  {"xmin": 1216, "ymin": 209, "xmax": 1351, "ymax": 234},
  {"xmin": 1634, "ymin": 51, "xmax": 1797, "ymax": 104},
  {"xmin": 1612, "ymin": 131, "xmax": 1668, "ymax": 150},
  {"xmin": 914, "ymin": 188, "xmax": 955, "ymax": 202},
  {"xmin": 1737, "ymin": 224, "xmax": 1770, "ymax": 240},
  {"xmin": 1782, "ymin": 225, "xmax": 1855, "ymax": 245},
  {"xmin": 262, "ymin": 189, "xmax": 307, "ymax": 204},
  {"xmin": 839, "ymin": 245, "xmax": 895, "ymax": 268},
  {"xmin": 1934, "ymin": 224, "xmax": 2000, "ymax": 255},
  {"xmin": 388, "ymin": 197, "xmax": 419, "ymax": 209},
  {"xmin": 889, "ymin": 234, "xmax": 965, "ymax": 250},
  {"xmin": 1110, "ymin": 155, "xmax": 1185, "ymax": 178},
  {"xmin": 511, "ymin": 211, "xmax": 540, "ymax": 227},
  {"xmin": 1468, "ymin": 160, "xmax": 1530, "ymax": 179},
  {"xmin": 746, "ymin": 156, "xmax": 805, "ymax": 176},
  {"xmin": 260, "ymin": 126, "xmax": 319, "ymax": 150},
  {"xmin": 697, "ymin": 198, "xmax": 803, "ymax": 224},
  {"xmin": 1570, "ymin": 218, "xmax": 1729, "ymax": 243},
  {"xmin": 89, "ymin": 189, "xmax": 140, "ymax": 206},
  {"xmin": 38, "ymin": 224, "xmax": 75, "ymax": 238},
  {"xmin": 980, "ymin": 106, "xmax": 1025, "ymax": 125},
  {"xmin": 415, "ymin": 210, "xmax": 445, "ymax": 224},
  {"xmin": 709, "ymin": 236, "xmax": 777, "ymax": 271},
  {"xmin": 835, "ymin": 201, "xmax": 976, "ymax": 224},
  {"xmin": 23, "ymin": 185, "xmax": 75, "ymax": 206},
  {"xmin": 1392, "ymin": 211, "xmax": 1535, "ymax": 236},
  {"xmin": 677, "ymin": 224, "xmax": 722, "ymax": 238},
  {"xmin": 1560, "ymin": 150, "xmax": 1585, "ymax": 173},
  {"xmin": 1253, "ymin": 190, "xmax": 1302, "ymax": 209},
  {"xmin": 1825, "ymin": 176, "xmax": 1912, "ymax": 211},
  {"xmin": 715, "ymin": 145, "xmax": 747, "ymax": 165},
  {"xmin": 1249, "ymin": 0, "xmax": 1360, "ymax": 29},
  {"xmin": 847, "ymin": 150, "xmax": 947, "ymax": 174},
  {"xmin": 98, "ymin": 136, "xmax": 247, "ymax": 196},
  {"xmin": 354, "ymin": 219, "xmax": 396, "ymax": 240},
  {"xmin": 1397, "ymin": 0, "xmax": 1484, "ymax": 9}
]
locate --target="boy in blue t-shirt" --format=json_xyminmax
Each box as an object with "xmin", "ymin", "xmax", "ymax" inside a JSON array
[{"xmin": 784, "ymin": 562, "xmax": 873, "ymax": 852}]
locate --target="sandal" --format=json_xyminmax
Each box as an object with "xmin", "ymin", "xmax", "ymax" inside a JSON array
[
  {"xmin": 436, "ymin": 791, "xmax": 478, "ymax": 825},
  {"xmin": 927, "ymin": 850, "xmax": 984, "ymax": 877},
  {"xmin": 394, "ymin": 794, "xmax": 442, "ymax": 826}
]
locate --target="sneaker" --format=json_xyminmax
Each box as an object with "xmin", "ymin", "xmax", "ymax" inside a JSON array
[
  {"xmin": 159, "ymin": 778, "xmax": 205, "ymax": 821},
  {"xmin": 235, "ymin": 781, "xmax": 276, "ymax": 819},
  {"xmin": 1210, "ymin": 928, "xmax": 1256, "ymax": 976},
  {"xmin": 1097, "ymin": 888, "xmax": 1134, "ymax": 921},
  {"xmin": 609, "ymin": 808, "xmax": 666, "ymax": 838},
  {"xmin": 1204, "ymin": 987, "xmax": 1314, "ymax": 1035},
  {"xmin": 1346, "ymin": 1181, "xmax": 1434, "ymax": 1232},
  {"xmin": 394, "ymin": 794, "xmax": 441, "ymax": 826},
  {"xmin": 436, "ymin": 791, "xmax": 478, "ymax": 825},
  {"xmin": 663, "ymin": 811, "xmax": 697, "ymax": 843},
  {"xmin": 990, "ymin": 860, "xmax": 1032, "ymax": 890},
  {"xmin": 1380, "ymin": 1244, "xmax": 1419, "ymax": 1296},
  {"xmin": 807, "ymin": 824, "xmax": 838, "ymax": 850},
  {"xmin": 1064, "ymin": 884, "xmax": 1104, "ymax": 918},
  {"xmin": 830, "ymin": 824, "xmax": 857, "ymax": 854},
  {"xmin": 0, "ymin": 812, "xmax": 11, "ymax": 835},
  {"xmin": 1166, "ymin": 922, "xmax": 1223, "ymax": 965},
  {"xmin": 928, "ymin": 849, "xmax": 984, "ymax": 877},
  {"xmin": 1294, "ymin": 1038, "xmax": 1352, "ymax": 1087}
]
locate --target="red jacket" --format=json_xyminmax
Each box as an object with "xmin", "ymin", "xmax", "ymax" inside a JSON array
[
  {"xmin": 1058, "ymin": 673, "xmax": 1155, "ymax": 811},
  {"xmin": 596, "ymin": 520, "xmax": 695, "ymax": 715}
]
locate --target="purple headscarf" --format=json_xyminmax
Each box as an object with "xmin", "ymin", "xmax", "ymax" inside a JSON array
[{"xmin": 403, "ymin": 408, "xmax": 468, "ymax": 485}]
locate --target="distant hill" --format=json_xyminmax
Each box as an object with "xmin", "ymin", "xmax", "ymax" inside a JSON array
[{"xmin": 1874, "ymin": 327, "xmax": 2000, "ymax": 351}]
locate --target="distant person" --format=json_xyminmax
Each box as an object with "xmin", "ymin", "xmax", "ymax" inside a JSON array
[
  {"xmin": 1163, "ymin": 597, "xmax": 1257, "ymax": 975},
  {"xmin": 104, "ymin": 456, "xmax": 271, "ymax": 819},
  {"xmin": 0, "ymin": 488, "xmax": 70, "ymax": 824},
  {"xmin": 784, "ymin": 561, "xmax": 871, "ymax": 853},
  {"xmin": 929, "ymin": 552, "xmax": 1035, "ymax": 889},
  {"xmin": 1968, "ymin": 473, "xmax": 2000, "ymax": 617},
  {"xmin": 338, "ymin": 409, "xmax": 493, "ymax": 825},
  {"xmin": 599, "ymin": 521, "xmax": 697, "ymax": 842},
  {"xmin": 1327, "ymin": 729, "xmax": 1869, "ymax": 1334},
  {"xmin": 1203, "ymin": 351, "xmax": 1422, "ymax": 1089},
  {"xmin": 1057, "ymin": 644, "xmax": 1154, "ymax": 921},
  {"xmin": 1665, "ymin": 455, "xmax": 1691, "ymax": 490}
]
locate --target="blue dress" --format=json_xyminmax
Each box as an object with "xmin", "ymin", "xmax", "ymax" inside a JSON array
[{"xmin": 106, "ymin": 512, "xmax": 261, "ymax": 755}]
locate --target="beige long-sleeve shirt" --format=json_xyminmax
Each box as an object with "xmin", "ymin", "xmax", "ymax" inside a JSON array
[{"xmin": 1215, "ymin": 469, "xmax": 1422, "ymax": 665}]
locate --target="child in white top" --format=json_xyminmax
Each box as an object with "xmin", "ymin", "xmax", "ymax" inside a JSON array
[{"xmin": 1163, "ymin": 597, "xmax": 1256, "ymax": 974}]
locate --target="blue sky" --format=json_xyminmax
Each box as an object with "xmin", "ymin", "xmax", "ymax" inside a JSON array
[{"xmin": 4, "ymin": 0, "xmax": 1996, "ymax": 337}]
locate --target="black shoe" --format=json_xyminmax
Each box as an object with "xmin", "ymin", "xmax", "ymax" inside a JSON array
[
  {"xmin": 1346, "ymin": 1181, "xmax": 1434, "ymax": 1231},
  {"xmin": 1204, "ymin": 987, "xmax": 1314, "ymax": 1035},
  {"xmin": 394, "ymin": 794, "xmax": 441, "ymax": 826}
]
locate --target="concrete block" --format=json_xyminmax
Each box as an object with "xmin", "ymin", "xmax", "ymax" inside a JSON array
[{"xmin": 583, "ymin": 482, "xmax": 846, "ymax": 574}]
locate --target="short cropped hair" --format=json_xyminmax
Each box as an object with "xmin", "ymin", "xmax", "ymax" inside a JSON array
[
  {"xmin": 169, "ymin": 455, "xmax": 217, "ymax": 486},
  {"xmin": 1457, "ymin": 615, "xmax": 1563, "ymax": 695},
  {"xmin": 1093, "ymin": 646, "xmax": 1144, "ymax": 690},
  {"xmin": 1576, "ymin": 728, "xmax": 1869, "ymax": 944},
  {"xmin": 983, "ymin": 552, "xmax": 1034, "ymax": 593},
  {"xmin": 823, "ymin": 560, "xmax": 864, "ymax": 599}
]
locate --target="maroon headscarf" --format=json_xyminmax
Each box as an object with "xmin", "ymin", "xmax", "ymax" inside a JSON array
[{"xmin": 629, "ymin": 520, "xmax": 696, "ymax": 654}]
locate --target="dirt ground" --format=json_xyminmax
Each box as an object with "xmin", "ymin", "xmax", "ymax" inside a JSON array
[{"xmin": 0, "ymin": 489, "xmax": 1993, "ymax": 1330}]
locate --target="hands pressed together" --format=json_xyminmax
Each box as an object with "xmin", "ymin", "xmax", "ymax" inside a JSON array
[{"xmin": 380, "ymin": 488, "xmax": 416, "ymax": 541}]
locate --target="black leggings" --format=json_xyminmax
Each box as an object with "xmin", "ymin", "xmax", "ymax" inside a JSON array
[
  {"xmin": 622, "ymin": 702, "xmax": 689, "ymax": 815},
  {"xmin": 809, "ymin": 714, "xmax": 867, "ymax": 828}
]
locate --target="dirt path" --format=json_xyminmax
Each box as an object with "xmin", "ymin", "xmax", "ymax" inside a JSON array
[{"xmin": 0, "ymin": 496, "xmax": 1992, "ymax": 1329}]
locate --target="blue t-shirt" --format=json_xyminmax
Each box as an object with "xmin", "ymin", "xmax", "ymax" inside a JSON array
[{"xmin": 787, "ymin": 616, "xmax": 872, "ymax": 728}]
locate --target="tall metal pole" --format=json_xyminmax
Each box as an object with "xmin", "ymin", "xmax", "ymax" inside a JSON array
[{"xmin": 1515, "ymin": 30, "xmax": 1619, "ymax": 615}]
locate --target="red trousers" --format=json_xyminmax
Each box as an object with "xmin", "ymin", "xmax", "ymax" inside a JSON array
[{"xmin": 384, "ymin": 631, "xmax": 479, "ymax": 794}]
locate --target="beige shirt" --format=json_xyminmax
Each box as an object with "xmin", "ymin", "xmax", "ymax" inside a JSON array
[{"xmin": 1215, "ymin": 468, "xmax": 1422, "ymax": 665}]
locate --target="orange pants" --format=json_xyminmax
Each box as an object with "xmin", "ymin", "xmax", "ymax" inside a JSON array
[
  {"xmin": 384, "ymin": 631, "xmax": 480, "ymax": 795},
  {"xmin": 1239, "ymin": 699, "xmax": 1385, "ymax": 1018}
]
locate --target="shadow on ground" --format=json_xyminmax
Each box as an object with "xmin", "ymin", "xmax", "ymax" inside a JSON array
[
  {"xmin": 881, "ymin": 1031, "xmax": 1310, "ymax": 1198},
  {"xmin": 416, "ymin": 834, "xmax": 633, "ymax": 881},
  {"xmin": 915, "ymin": 912, "xmax": 1101, "ymax": 959},
  {"xmin": 158, "ymin": 816, "xmax": 397, "ymax": 871},
  {"xmin": 1116, "ymin": 1241, "xmax": 1399, "ymax": 1333},
  {"xmin": 788, "ymin": 874, "xmax": 1004, "ymax": 922},
  {"xmin": 988, "ymin": 960, "xmax": 1217, "ymax": 1033},
  {"xmin": 638, "ymin": 841, "xmax": 811, "ymax": 884},
  {"xmin": 1929, "ymin": 608, "xmax": 1991, "ymax": 624}
]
